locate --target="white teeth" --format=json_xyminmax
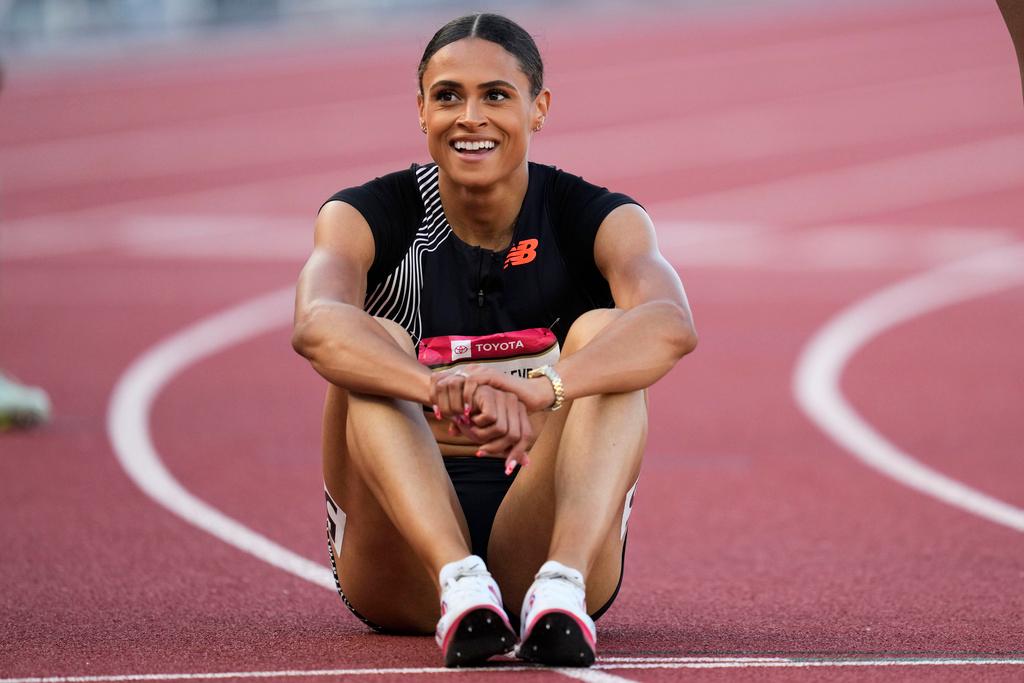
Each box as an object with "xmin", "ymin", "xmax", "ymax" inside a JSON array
[{"xmin": 453, "ymin": 140, "xmax": 496, "ymax": 151}]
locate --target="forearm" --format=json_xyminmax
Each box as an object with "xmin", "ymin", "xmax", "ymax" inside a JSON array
[
  {"xmin": 553, "ymin": 301, "xmax": 696, "ymax": 401},
  {"xmin": 292, "ymin": 300, "xmax": 431, "ymax": 403}
]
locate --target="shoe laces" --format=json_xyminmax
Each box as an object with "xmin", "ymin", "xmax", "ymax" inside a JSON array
[
  {"xmin": 532, "ymin": 569, "xmax": 585, "ymax": 603},
  {"xmin": 444, "ymin": 566, "xmax": 498, "ymax": 603}
]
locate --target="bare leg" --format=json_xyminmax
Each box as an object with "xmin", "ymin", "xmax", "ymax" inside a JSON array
[
  {"xmin": 488, "ymin": 308, "xmax": 648, "ymax": 615},
  {"xmin": 324, "ymin": 317, "xmax": 471, "ymax": 633}
]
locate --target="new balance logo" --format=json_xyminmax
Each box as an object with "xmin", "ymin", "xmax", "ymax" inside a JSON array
[{"xmin": 504, "ymin": 238, "xmax": 538, "ymax": 268}]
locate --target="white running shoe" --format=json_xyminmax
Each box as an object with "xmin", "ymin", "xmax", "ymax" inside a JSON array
[
  {"xmin": 435, "ymin": 555, "xmax": 516, "ymax": 667},
  {"xmin": 0, "ymin": 373, "xmax": 51, "ymax": 431},
  {"xmin": 517, "ymin": 560, "xmax": 596, "ymax": 667}
]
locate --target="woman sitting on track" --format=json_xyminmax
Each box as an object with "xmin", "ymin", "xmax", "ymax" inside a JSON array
[{"xmin": 292, "ymin": 13, "xmax": 697, "ymax": 668}]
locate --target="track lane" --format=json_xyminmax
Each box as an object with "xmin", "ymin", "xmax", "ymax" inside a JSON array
[
  {"xmin": 3, "ymin": 0, "xmax": 1023, "ymax": 678},
  {"xmin": 1, "ymin": 2, "xmax": 1012, "ymax": 217},
  {"xmin": 841, "ymin": 286, "xmax": 1024, "ymax": 508},
  {"xmin": 794, "ymin": 244, "xmax": 1024, "ymax": 531},
  {"xmin": 0, "ymin": 0, "xmax": 990, "ymax": 145}
]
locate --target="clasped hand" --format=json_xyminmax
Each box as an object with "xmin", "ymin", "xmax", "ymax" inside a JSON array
[{"xmin": 429, "ymin": 365, "xmax": 556, "ymax": 473}]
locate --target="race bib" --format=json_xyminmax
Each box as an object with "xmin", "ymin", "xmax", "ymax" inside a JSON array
[{"xmin": 418, "ymin": 327, "xmax": 560, "ymax": 379}]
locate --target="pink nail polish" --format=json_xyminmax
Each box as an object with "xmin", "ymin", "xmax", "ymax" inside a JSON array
[
  {"xmin": 463, "ymin": 404, "xmax": 471, "ymax": 417},
  {"xmin": 432, "ymin": 405, "xmax": 441, "ymax": 420},
  {"xmin": 475, "ymin": 449, "xmax": 486, "ymax": 457},
  {"xmin": 505, "ymin": 459, "xmax": 517, "ymax": 475}
]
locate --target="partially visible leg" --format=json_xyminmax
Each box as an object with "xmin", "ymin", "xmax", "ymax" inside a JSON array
[
  {"xmin": 549, "ymin": 381, "xmax": 645, "ymax": 592},
  {"xmin": 489, "ymin": 309, "xmax": 647, "ymax": 616},
  {"xmin": 324, "ymin": 317, "xmax": 471, "ymax": 633},
  {"xmin": 326, "ymin": 318, "xmax": 518, "ymax": 664},
  {"xmin": 0, "ymin": 372, "xmax": 51, "ymax": 430},
  {"xmin": 345, "ymin": 390, "xmax": 472, "ymax": 581},
  {"xmin": 997, "ymin": 0, "xmax": 1024, "ymax": 101}
]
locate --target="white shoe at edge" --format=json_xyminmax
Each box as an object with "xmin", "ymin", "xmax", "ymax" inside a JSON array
[
  {"xmin": 435, "ymin": 555, "xmax": 516, "ymax": 667},
  {"xmin": 517, "ymin": 560, "xmax": 596, "ymax": 667}
]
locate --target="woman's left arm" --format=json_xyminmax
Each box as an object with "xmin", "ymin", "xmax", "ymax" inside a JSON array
[
  {"xmin": 549, "ymin": 203, "xmax": 697, "ymax": 402},
  {"xmin": 433, "ymin": 203, "xmax": 696, "ymax": 416}
]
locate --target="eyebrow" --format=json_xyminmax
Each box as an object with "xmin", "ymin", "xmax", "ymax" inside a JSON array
[{"xmin": 429, "ymin": 79, "xmax": 519, "ymax": 92}]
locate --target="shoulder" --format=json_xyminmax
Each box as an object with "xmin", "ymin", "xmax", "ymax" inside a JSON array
[
  {"xmin": 529, "ymin": 162, "xmax": 584, "ymax": 197},
  {"xmin": 320, "ymin": 164, "xmax": 426, "ymax": 215},
  {"xmin": 316, "ymin": 164, "xmax": 434, "ymax": 278},
  {"xmin": 530, "ymin": 162, "xmax": 607, "ymax": 191},
  {"xmin": 531, "ymin": 162, "xmax": 638, "ymax": 211},
  {"xmin": 530, "ymin": 163, "xmax": 641, "ymax": 245},
  {"xmin": 318, "ymin": 164, "xmax": 429, "ymax": 258}
]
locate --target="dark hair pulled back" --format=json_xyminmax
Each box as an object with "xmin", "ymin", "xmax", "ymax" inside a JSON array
[{"xmin": 418, "ymin": 13, "xmax": 544, "ymax": 99}]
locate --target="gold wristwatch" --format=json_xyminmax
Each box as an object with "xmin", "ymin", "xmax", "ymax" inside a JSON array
[{"xmin": 527, "ymin": 365, "xmax": 565, "ymax": 411}]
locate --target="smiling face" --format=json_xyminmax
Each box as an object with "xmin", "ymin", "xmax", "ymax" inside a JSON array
[{"xmin": 418, "ymin": 37, "xmax": 550, "ymax": 189}]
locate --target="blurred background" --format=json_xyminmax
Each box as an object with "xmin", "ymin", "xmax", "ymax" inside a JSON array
[
  {"xmin": 2, "ymin": 1, "xmax": 1024, "ymax": 675},
  {"xmin": 1, "ymin": 0, "xmax": 806, "ymax": 57}
]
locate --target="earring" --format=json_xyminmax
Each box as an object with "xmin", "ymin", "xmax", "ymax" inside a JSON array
[{"xmin": 421, "ymin": 123, "xmax": 427, "ymax": 133}]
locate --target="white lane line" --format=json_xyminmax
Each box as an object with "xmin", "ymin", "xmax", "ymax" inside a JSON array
[
  {"xmin": 794, "ymin": 243, "xmax": 1024, "ymax": 533},
  {"xmin": 653, "ymin": 133, "xmax": 1024, "ymax": 224},
  {"xmin": 103, "ymin": 288, "xmax": 633, "ymax": 683},
  {"xmin": 37, "ymin": 215, "xmax": 1013, "ymax": 274},
  {"xmin": 539, "ymin": 64, "xmax": 1015, "ymax": 185},
  {"xmin": 657, "ymin": 223, "xmax": 1020, "ymax": 271},
  {"xmin": 105, "ymin": 287, "xmax": 335, "ymax": 590},
  {"xmin": 6, "ymin": 60, "xmax": 1008, "ymax": 195},
  {"xmin": 4, "ymin": 657, "xmax": 1022, "ymax": 682},
  {"xmin": 0, "ymin": 156, "xmax": 393, "ymax": 261},
  {"xmin": 601, "ymin": 657, "xmax": 785, "ymax": 662},
  {"xmin": 102, "ymin": 234, "xmax": 1024, "ymax": 662},
  {"xmin": 3, "ymin": 13, "xmax": 997, "ymax": 193},
  {"xmin": 5, "ymin": 125, "xmax": 1021, "ymax": 263},
  {"xmin": 603, "ymin": 658, "xmax": 1024, "ymax": 670},
  {"xmin": 553, "ymin": 669, "xmax": 634, "ymax": 683}
]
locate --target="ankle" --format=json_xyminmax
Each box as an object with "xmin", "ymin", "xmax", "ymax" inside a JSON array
[
  {"xmin": 438, "ymin": 554, "xmax": 487, "ymax": 587},
  {"xmin": 541, "ymin": 556, "xmax": 588, "ymax": 584},
  {"xmin": 430, "ymin": 544, "xmax": 477, "ymax": 587}
]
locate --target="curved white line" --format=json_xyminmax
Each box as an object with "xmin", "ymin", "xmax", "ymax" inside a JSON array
[
  {"xmin": 107, "ymin": 240, "xmax": 1024, "ymax": 600},
  {"xmin": 794, "ymin": 243, "xmax": 1024, "ymax": 532},
  {"xmin": 104, "ymin": 291, "xmax": 634, "ymax": 683},
  {"xmin": 106, "ymin": 287, "xmax": 336, "ymax": 589}
]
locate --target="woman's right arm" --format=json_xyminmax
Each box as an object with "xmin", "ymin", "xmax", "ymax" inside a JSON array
[
  {"xmin": 291, "ymin": 200, "xmax": 433, "ymax": 404},
  {"xmin": 294, "ymin": 200, "xmax": 534, "ymax": 464}
]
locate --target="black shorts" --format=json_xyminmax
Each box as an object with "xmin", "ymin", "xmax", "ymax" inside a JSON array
[
  {"xmin": 325, "ymin": 456, "xmax": 632, "ymax": 632},
  {"xmin": 445, "ymin": 455, "xmax": 518, "ymax": 560}
]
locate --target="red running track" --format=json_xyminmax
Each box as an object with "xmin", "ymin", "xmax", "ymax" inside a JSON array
[{"xmin": 2, "ymin": 1, "xmax": 1023, "ymax": 681}]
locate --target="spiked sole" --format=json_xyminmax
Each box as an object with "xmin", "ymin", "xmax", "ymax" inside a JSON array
[
  {"xmin": 443, "ymin": 607, "xmax": 516, "ymax": 667},
  {"xmin": 518, "ymin": 611, "xmax": 596, "ymax": 667}
]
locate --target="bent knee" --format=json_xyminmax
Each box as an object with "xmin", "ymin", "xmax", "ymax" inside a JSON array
[
  {"xmin": 563, "ymin": 308, "xmax": 623, "ymax": 355},
  {"xmin": 374, "ymin": 317, "xmax": 416, "ymax": 356}
]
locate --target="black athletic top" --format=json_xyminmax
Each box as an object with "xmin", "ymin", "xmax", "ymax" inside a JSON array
[{"xmin": 322, "ymin": 162, "xmax": 638, "ymax": 349}]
